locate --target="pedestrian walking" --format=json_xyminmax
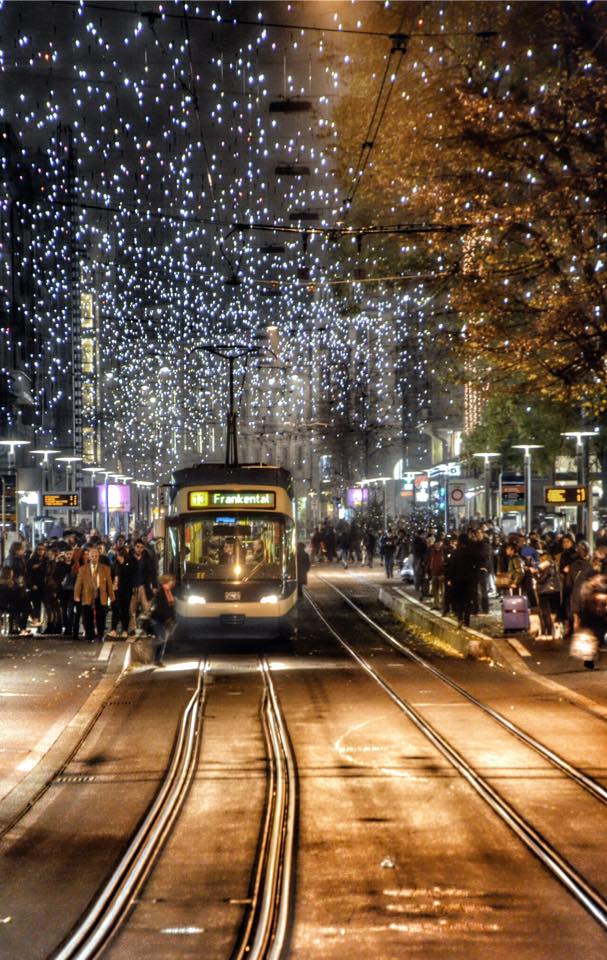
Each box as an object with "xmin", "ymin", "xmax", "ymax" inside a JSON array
[
  {"xmin": 364, "ymin": 527, "xmax": 377, "ymax": 568},
  {"xmin": 27, "ymin": 543, "xmax": 47, "ymax": 626},
  {"xmin": 125, "ymin": 539, "xmax": 157, "ymax": 635},
  {"xmin": 150, "ymin": 573, "xmax": 176, "ymax": 667},
  {"xmin": 380, "ymin": 529, "xmax": 396, "ymax": 579},
  {"xmin": 109, "ymin": 548, "xmax": 131, "ymax": 636},
  {"xmin": 296, "ymin": 542, "xmax": 311, "ymax": 597}
]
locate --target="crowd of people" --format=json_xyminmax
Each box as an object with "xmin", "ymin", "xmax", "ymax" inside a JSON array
[
  {"xmin": 308, "ymin": 517, "xmax": 607, "ymax": 666},
  {"xmin": 0, "ymin": 532, "xmax": 174, "ymax": 666}
]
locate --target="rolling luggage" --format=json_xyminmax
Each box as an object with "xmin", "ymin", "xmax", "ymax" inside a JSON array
[{"xmin": 502, "ymin": 592, "xmax": 529, "ymax": 632}]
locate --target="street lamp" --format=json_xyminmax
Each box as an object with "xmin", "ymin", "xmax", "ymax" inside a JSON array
[
  {"xmin": 472, "ymin": 453, "xmax": 500, "ymax": 521},
  {"xmin": 0, "ymin": 440, "xmax": 30, "ymax": 560},
  {"xmin": 30, "ymin": 449, "xmax": 59, "ymax": 547},
  {"xmin": 56, "ymin": 456, "xmax": 82, "ymax": 529},
  {"xmin": 512, "ymin": 444, "xmax": 543, "ymax": 535},
  {"xmin": 28, "ymin": 447, "xmax": 58, "ymax": 480},
  {"xmin": 561, "ymin": 430, "xmax": 598, "ymax": 541},
  {"xmin": 82, "ymin": 466, "xmax": 103, "ymax": 533},
  {"xmin": 0, "ymin": 438, "xmax": 31, "ymax": 470},
  {"xmin": 136, "ymin": 480, "xmax": 154, "ymax": 529}
]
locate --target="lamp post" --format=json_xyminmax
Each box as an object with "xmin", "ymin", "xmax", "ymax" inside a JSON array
[
  {"xmin": 56, "ymin": 456, "xmax": 82, "ymax": 529},
  {"xmin": 561, "ymin": 430, "xmax": 598, "ymax": 542},
  {"xmin": 120, "ymin": 477, "xmax": 133, "ymax": 537},
  {"xmin": 512, "ymin": 444, "xmax": 543, "ymax": 535},
  {"xmin": 136, "ymin": 480, "xmax": 154, "ymax": 531},
  {"xmin": 472, "ymin": 453, "xmax": 500, "ymax": 521},
  {"xmin": 0, "ymin": 439, "xmax": 30, "ymax": 560},
  {"xmin": 102, "ymin": 470, "xmax": 112, "ymax": 537},
  {"xmin": 82, "ymin": 466, "xmax": 103, "ymax": 534},
  {"xmin": 31, "ymin": 449, "xmax": 58, "ymax": 547}
]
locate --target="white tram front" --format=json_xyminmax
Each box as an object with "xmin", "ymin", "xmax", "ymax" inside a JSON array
[{"xmin": 160, "ymin": 463, "xmax": 298, "ymax": 639}]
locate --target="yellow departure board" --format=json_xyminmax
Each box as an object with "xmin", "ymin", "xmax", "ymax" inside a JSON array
[
  {"xmin": 43, "ymin": 493, "xmax": 79, "ymax": 508},
  {"xmin": 545, "ymin": 487, "xmax": 586, "ymax": 505}
]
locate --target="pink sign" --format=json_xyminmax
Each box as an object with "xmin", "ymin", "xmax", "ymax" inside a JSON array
[{"xmin": 97, "ymin": 484, "xmax": 131, "ymax": 513}]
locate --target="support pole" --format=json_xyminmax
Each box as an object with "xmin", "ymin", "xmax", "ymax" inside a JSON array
[{"xmin": 525, "ymin": 452, "xmax": 532, "ymax": 535}]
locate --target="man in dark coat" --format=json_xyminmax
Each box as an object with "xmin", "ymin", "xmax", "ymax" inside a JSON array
[
  {"xmin": 296, "ymin": 542, "xmax": 311, "ymax": 597},
  {"xmin": 445, "ymin": 533, "xmax": 477, "ymax": 628},
  {"xmin": 125, "ymin": 539, "xmax": 157, "ymax": 634},
  {"xmin": 558, "ymin": 533, "xmax": 578, "ymax": 633},
  {"xmin": 470, "ymin": 529, "xmax": 492, "ymax": 614}
]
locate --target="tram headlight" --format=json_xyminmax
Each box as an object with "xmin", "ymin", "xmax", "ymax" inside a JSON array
[
  {"xmin": 234, "ymin": 564, "xmax": 242, "ymax": 577},
  {"xmin": 260, "ymin": 594, "xmax": 279, "ymax": 604},
  {"xmin": 187, "ymin": 595, "xmax": 206, "ymax": 605}
]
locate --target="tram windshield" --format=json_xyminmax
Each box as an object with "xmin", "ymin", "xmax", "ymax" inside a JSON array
[{"xmin": 167, "ymin": 512, "xmax": 295, "ymax": 582}]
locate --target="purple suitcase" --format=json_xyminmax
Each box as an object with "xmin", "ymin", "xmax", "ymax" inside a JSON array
[{"xmin": 502, "ymin": 594, "xmax": 529, "ymax": 632}]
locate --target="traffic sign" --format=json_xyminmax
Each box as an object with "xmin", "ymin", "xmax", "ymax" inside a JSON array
[{"xmin": 450, "ymin": 486, "xmax": 465, "ymax": 504}]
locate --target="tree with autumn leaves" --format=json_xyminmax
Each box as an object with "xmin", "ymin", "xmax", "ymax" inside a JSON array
[{"xmin": 331, "ymin": 1, "xmax": 607, "ymax": 418}]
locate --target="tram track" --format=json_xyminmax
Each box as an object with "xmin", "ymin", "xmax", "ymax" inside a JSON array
[
  {"xmin": 306, "ymin": 582, "xmax": 607, "ymax": 933},
  {"xmin": 318, "ymin": 576, "xmax": 607, "ymax": 806},
  {"xmin": 47, "ymin": 656, "xmax": 296, "ymax": 960},
  {"xmin": 51, "ymin": 660, "xmax": 208, "ymax": 960},
  {"xmin": 231, "ymin": 657, "xmax": 297, "ymax": 960}
]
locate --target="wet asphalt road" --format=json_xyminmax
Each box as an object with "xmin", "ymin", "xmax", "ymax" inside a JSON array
[{"xmin": 0, "ymin": 576, "xmax": 606, "ymax": 959}]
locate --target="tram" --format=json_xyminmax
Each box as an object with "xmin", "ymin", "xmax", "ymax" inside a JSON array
[{"xmin": 158, "ymin": 461, "xmax": 298, "ymax": 639}]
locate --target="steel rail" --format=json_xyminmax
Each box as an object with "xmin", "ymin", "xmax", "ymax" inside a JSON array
[
  {"xmin": 232, "ymin": 658, "xmax": 297, "ymax": 960},
  {"xmin": 51, "ymin": 660, "xmax": 207, "ymax": 960},
  {"xmin": 318, "ymin": 576, "xmax": 607, "ymax": 806},
  {"xmin": 305, "ymin": 588, "xmax": 607, "ymax": 932}
]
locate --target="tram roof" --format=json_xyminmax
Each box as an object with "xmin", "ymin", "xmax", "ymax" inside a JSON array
[{"xmin": 171, "ymin": 461, "xmax": 294, "ymax": 494}]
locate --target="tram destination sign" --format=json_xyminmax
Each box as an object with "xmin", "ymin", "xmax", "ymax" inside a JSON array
[
  {"xmin": 188, "ymin": 490, "xmax": 276, "ymax": 510},
  {"xmin": 43, "ymin": 493, "xmax": 79, "ymax": 508},
  {"xmin": 545, "ymin": 486, "xmax": 587, "ymax": 505}
]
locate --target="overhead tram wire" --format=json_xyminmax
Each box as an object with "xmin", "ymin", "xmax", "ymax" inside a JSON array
[
  {"xmin": 343, "ymin": 27, "xmax": 408, "ymax": 211},
  {"xmin": 80, "ymin": 2, "xmax": 499, "ymax": 41},
  {"xmin": 49, "ymin": 198, "xmax": 473, "ymax": 240}
]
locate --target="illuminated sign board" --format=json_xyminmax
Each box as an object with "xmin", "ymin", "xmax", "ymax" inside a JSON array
[
  {"xmin": 545, "ymin": 486, "xmax": 587, "ymax": 505},
  {"xmin": 97, "ymin": 484, "xmax": 131, "ymax": 513},
  {"xmin": 188, "ymin": 490, "xmax": 276, "ymax": 510},
  {"xmin": 43, "ymin": 493, "xmax": 79, "ymax": 508},
  {"xmin": 347, "ymin": 487, "xmax": 369, "ymax": 508},
  {"xmin": 501, "ymin": 476, "xmax": 525, "ymax": 511}
]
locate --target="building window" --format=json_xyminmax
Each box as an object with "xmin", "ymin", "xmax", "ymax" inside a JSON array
[
  {"xmin": 81, "ymin": 292, "xmax": 94, "ymax": 329},
  {"xmin": 82, "ymin": 338, "xmax": 94, "ymax": 374}
]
